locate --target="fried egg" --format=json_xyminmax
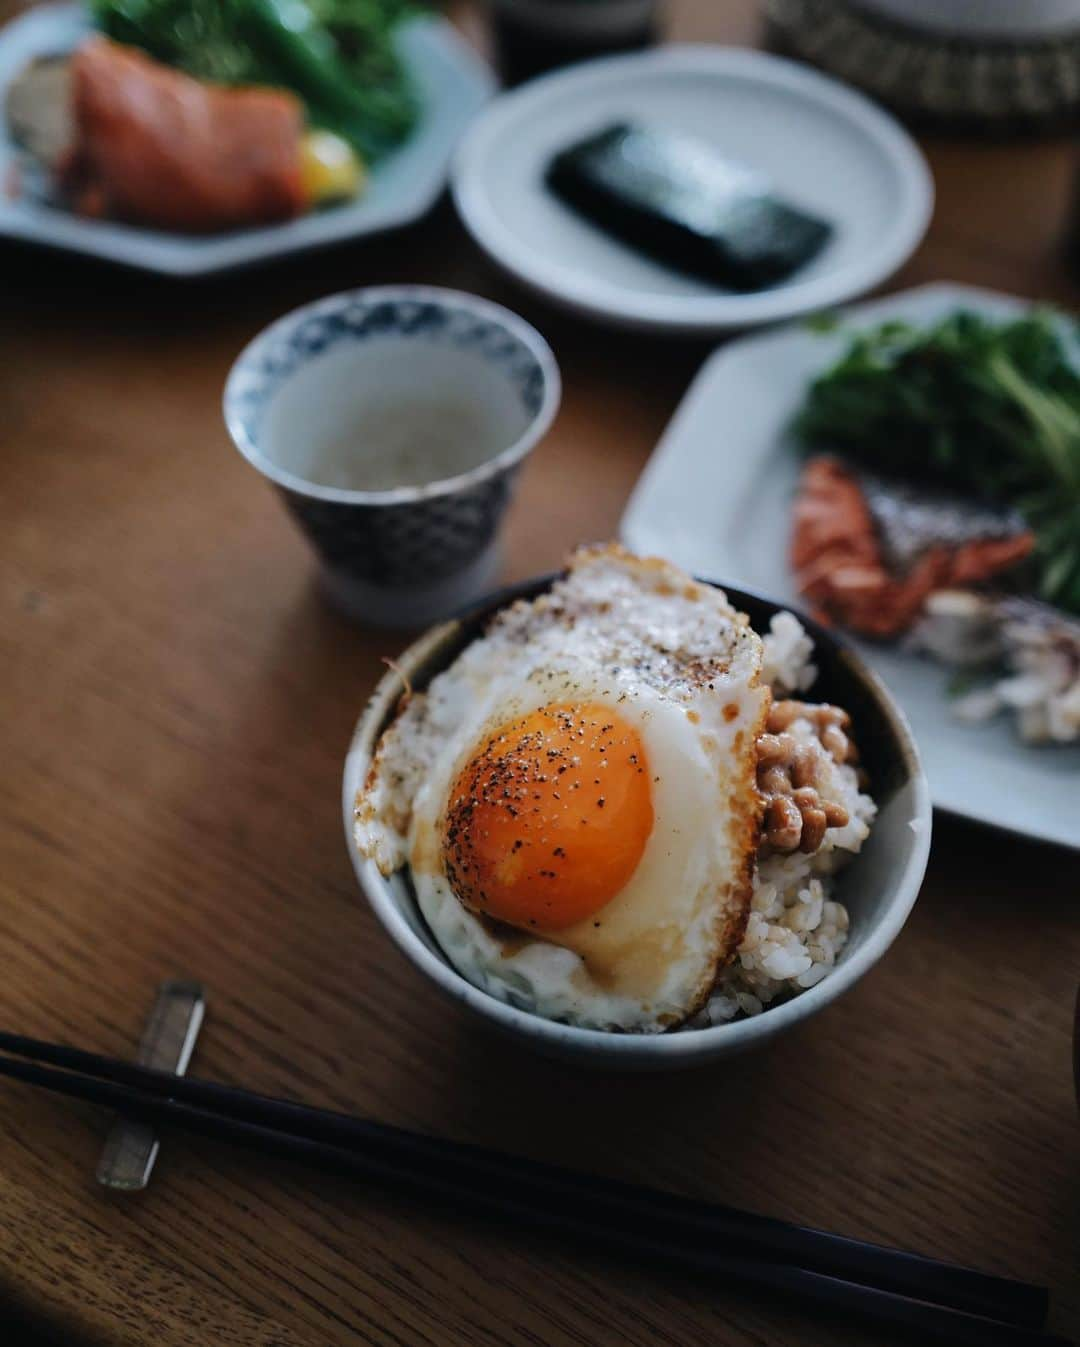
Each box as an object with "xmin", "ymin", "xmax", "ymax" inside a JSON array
[{"xmin": 355, "ymin": 545, "xmax": 771, "ymax": 1032}]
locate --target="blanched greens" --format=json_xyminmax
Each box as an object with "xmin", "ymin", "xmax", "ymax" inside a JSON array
[
  {"xmin": 796, "ymin": 310, "xmax": 1080, "ymax": 614},
  {"xmin": 89, "ymin": 0, "xmax": 418, "ymax": 161}
]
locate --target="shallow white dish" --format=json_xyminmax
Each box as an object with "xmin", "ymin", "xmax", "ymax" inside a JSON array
[
  {"xmin": 451, "ymin": 45, "xmax": 933, "ymax": 335},
  {"xmin": 0, "ymin": 3, "xmax": 493, "ymax": 276},
  {"xmin": 343, "ymin": 576, "xmax": 931, "ymax": 1069},
  {"xmin": 621, "ymin": 282, "xmax": 1080, "ymax": 851}
]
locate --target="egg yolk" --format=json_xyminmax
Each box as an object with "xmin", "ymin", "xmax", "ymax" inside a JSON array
[{"xmin": 442, "ymin": 703, "xmax": 654, "ymax": 933}]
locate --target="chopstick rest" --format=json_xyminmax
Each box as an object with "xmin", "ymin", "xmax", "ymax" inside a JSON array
[{"xmin": 95, "ymin": 980, "xmax": 205, "ymax": 1191}]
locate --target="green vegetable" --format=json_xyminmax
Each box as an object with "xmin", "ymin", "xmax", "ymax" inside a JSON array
[
  {"xmin": 795, "ymin": 309, "xmax": 1080, "ymax": 614},
  {"xmin": 802, "ymin": 310, "xmax": 840, "ymax": 334},
  {"xmin": 88, "ymin": 0, "xmax": 419, "ymax": 161},
  {"xmin": 945, "ymin": 667, "xmax": 986, "ymax": 699}
]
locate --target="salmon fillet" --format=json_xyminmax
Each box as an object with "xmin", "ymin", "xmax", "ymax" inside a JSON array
[
  {"xmin": 791, "ymin": 456, "xmax": 1034, "ymax": 639},
  {"xmin": 62, "ymin": 38, "xmax": 305, "ymax": 232}
]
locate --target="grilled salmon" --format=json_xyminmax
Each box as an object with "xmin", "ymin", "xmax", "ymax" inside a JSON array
[
  {"xmin": 61, "ymin": 38, "xmax": 306, "ymax": 232},
  {"xmin": 791, "ymin": 456, "xmax": 1034, "ymax": 639}
]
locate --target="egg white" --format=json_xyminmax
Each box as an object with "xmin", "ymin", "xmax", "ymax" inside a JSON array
[
  {"xmin": 413, "ymin": 671, "xmax": 763, "ymax": 1030},
  {"xmin": 357, "ymin": 545, "xmax": 770, "ymax": 1033}
]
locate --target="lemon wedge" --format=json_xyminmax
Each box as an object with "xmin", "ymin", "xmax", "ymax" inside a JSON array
[{"xmin": 300, "ymin": 130, "xmax": 365, "ymax": 206}]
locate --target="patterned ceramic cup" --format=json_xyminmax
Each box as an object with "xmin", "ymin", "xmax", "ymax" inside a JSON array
[{"xmin": 224, "ymin": 286, "xmax": 560, "ymax": 627}]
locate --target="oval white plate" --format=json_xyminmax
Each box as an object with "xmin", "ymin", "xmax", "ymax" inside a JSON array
[
  {"xmin": 620, "ymin": 282, "xmax": 1080, "ymax": 851},
  {"xmin": 452, "ymin": 45, "xmax": 933, "ymax": 334}
]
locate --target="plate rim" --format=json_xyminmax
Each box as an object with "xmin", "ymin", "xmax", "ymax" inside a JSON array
[
  {"xmin": 451, "ymin": 43, "xmax": 934, "ymax": 333},
  {"xmin": 620, "ymin": 279, "xmax": 1080, "ymax": 850},
  {"xmin": 0, "ymin": 3, "xmax": 495, "ymax": 275}
]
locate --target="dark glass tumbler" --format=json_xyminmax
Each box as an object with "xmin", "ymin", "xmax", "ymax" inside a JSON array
[{"xmin": 489, "ymin": 0, "xmax": 662, "ymax": 86}]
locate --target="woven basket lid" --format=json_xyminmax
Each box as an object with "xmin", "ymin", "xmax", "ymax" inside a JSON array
[{"xmin": 766, "ymin": 0, "xmax": 1080, "ymax": 130}]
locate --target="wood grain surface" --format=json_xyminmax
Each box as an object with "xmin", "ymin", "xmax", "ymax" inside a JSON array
[{"xmin": 2, "ymin": 2, "xmax": 1079, "ymax": 1344}]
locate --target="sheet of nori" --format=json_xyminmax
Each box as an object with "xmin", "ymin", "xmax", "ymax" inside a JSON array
[{"xmin": 545, "ymin": 123, "xmax": 833, "ymax": 291}]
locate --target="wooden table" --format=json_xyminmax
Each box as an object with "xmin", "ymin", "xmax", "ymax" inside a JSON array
[{"xmin": 2, "ymin": 3, "xmax": 1079, "ymax": 1344}]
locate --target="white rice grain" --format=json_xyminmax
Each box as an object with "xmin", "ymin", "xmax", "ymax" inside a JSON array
[{"xmin": 701, "ymin": 614, "xmax": 876, "ymax": 1023}]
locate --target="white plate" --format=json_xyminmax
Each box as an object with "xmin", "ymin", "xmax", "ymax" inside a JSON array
[
  {"xmin": 451, "ymin": 45, "xmax": 933, "ymax": 334},
  {"xmin": 621, "ymin": 282, "xmax": 1080, "ymax": 850},
  {"xmin": 0, "ymin": 3, "xmax": 493, "ymax": 275}
]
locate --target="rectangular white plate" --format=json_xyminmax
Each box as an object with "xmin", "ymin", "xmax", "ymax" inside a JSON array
[
  {"xmin": 622, "ymin": 281, "xmax": 1080, "ymax": 850},
  {"xmin": 0, "ymin": 3, "xmax": 493, "ymax": 275}
]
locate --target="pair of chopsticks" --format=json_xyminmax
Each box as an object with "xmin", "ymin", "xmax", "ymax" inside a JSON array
[{"xmin": 0, "ymin": 1030, "xmax": 1067, "ymax": 1347}]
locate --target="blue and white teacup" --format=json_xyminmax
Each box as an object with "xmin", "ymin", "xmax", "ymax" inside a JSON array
[{"xmin": 224, "ymin": 286, "xmax": 561, "ymax": 627}]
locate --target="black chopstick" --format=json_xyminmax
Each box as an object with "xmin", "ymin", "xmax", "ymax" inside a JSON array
[
  {"xmin": 0, "ymin": 1031, "xmax": 1046, "ymax": 1328},
  {"xmin": 0, "ymin": 1054, "xmax": 1067, "ymax": 1347},
  {"xmin": 0, "ymin": 1033, "xmax": 1049, "ymax": 1327},
  {"xmin": 0, "ymin": 1039, "xmax": 1065, "ymax": 1347}
]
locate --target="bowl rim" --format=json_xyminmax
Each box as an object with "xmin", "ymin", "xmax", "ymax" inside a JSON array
[
  {"xmin": 223, "ymin": 284, "xmax": 562, "ymax": 507},
  {"xmin": 342, "ymin": 574, "xmax": 932, "ymax": 1062}
]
